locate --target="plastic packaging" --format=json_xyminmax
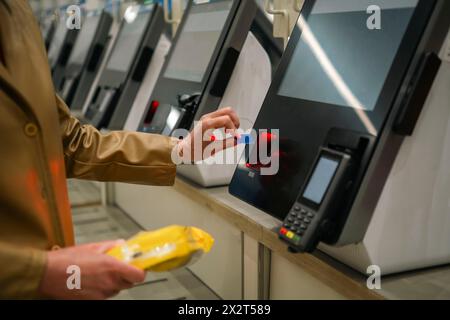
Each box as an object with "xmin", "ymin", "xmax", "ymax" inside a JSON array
[{"xmin": 107, "ymin": 225, "xmax": 214, "ymax": 272}]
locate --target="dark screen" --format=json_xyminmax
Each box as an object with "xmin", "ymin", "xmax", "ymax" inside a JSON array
[
  {"xmin": 68, "ymin": 15, "xmax": 101, "ymax": 65},
  {"xmin": 106, "ymin": 11, "xmax": 151, "ymax": 72},
  {"xmin": 164, "ymin": 0, "xmax": 233, "ymax": 83},
  {"xmin": 302, "ymin": 156, "xmax": 339, "ymax": 204},
  {"xmin": 278, "ymin": 0, "xmax": 418, "ymax": 111}
]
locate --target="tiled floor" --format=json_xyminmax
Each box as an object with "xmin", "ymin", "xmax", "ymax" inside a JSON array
[
  {"xmin": 68, "ymin": 179, "xmax": 220, "ymax": 300},
  {"xmin": 67, "ymin": 179, "xmax": 102, "ymax": 208}
]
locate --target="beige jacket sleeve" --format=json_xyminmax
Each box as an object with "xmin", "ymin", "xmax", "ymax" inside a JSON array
[{"xmin": 56, "ymin": 96, "xmax": 178, "ymax": 186}]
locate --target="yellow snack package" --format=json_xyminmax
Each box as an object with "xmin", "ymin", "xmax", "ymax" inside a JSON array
[{"xmin": 107, "ymin": 225, "xmax": 214, "ymax": 272}]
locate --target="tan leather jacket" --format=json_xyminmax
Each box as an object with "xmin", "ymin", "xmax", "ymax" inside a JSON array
[{"xmin": 0, "ymin": 0, "xmax": 177, "ymax": 298}]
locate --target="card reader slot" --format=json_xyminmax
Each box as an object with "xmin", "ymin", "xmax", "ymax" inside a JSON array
[
  {"xmin": 57, "ymin": 42, "xmax": 74, "ymax": 67},
  {"xmin": 132, "ymin": 47, "xmax": 155, "ymax": 82},
  {"xmin": 87, "ymin": 43, "xmax": 105, "ymax": 72},
  {"xmin": 394, "ymin": 52, "xmax": 442, "ymax": 136},
  {"xmin": 142, "ymin": 104, "xmax": 185, "ymax": 136}
]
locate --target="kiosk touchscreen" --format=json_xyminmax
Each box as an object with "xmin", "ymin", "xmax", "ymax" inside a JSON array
[
  {"xmin": 59, "ymin": 11, "xmax": 112, "ymax": 110},
  {"xmin": 229, "ymin": 0, "xmax": 450, "ymax": 266},
  {"xmin": 48, "ymin": 19, "xmax": 79, "ymax": 90},
  {"xmin": 83, "ymin": 4, "xmax": 165, "ymax": 129}
]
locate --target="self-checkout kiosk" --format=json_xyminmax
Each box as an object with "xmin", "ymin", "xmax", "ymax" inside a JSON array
[
  {"xmin": 120, "ymin": 32, "xmax": 173, "ymax": 131},
  {"xmin": 229, "ymin": 0, "xmax": 450, "ymax": 275},
  {"xmin": 83, "ymin": 4, "xmax": 165, "ymax": 129},
  {"xmin": 107, "ymin": 14, "xmax": 174, "ymax": 130},
  {"xmin": 48, "ymin": 18, "xmax": 79, "ymax": 91},
  {"xmin": 136, "ymin": 0, "xmax": 278, "ymax": 187},
  {"xmin": 57, "ymin": 11, "xmax": 112, "ymax": 110}
]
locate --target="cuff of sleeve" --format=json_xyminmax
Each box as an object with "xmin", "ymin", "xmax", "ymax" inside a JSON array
[
  {"xmin": 24, "ymin": 249, "xmax": 48, "ymax": 299},
  {"xmin": 0, "ymin": 247, "xmax": 48, "ymax": 299}
]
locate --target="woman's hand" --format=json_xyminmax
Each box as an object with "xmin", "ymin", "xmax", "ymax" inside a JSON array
[
  {"xmin": 39, "ymin": 240, "xmax": 145, "ymax": 300},
  {"xmin": 175, "ymin": 107, "xmax": 241, "ymax": 163}
]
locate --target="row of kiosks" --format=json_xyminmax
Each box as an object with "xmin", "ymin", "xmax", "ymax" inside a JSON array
[
  {"xmin": 229, "ymin": 0, "xmax": 450, "ymax": 275},
  {"xmin": 46, "ymin": 0, "xmax": 282, "ymax": 152},
  {"xmin": 83, "ymin": 4, "xmax": 168, "ymax": 129},
  {"xmin": 44, "ymin": 8, "xmax": 112, "ymax": 111},
  {"xmin": 42, "ymin": 3, "xmax": 171, "ymax": 126}
]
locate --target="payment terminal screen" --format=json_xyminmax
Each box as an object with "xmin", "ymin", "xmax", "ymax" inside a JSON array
[{"xmin": 303, "ymin": 156, "xmax": 339, "ymax": 205}]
